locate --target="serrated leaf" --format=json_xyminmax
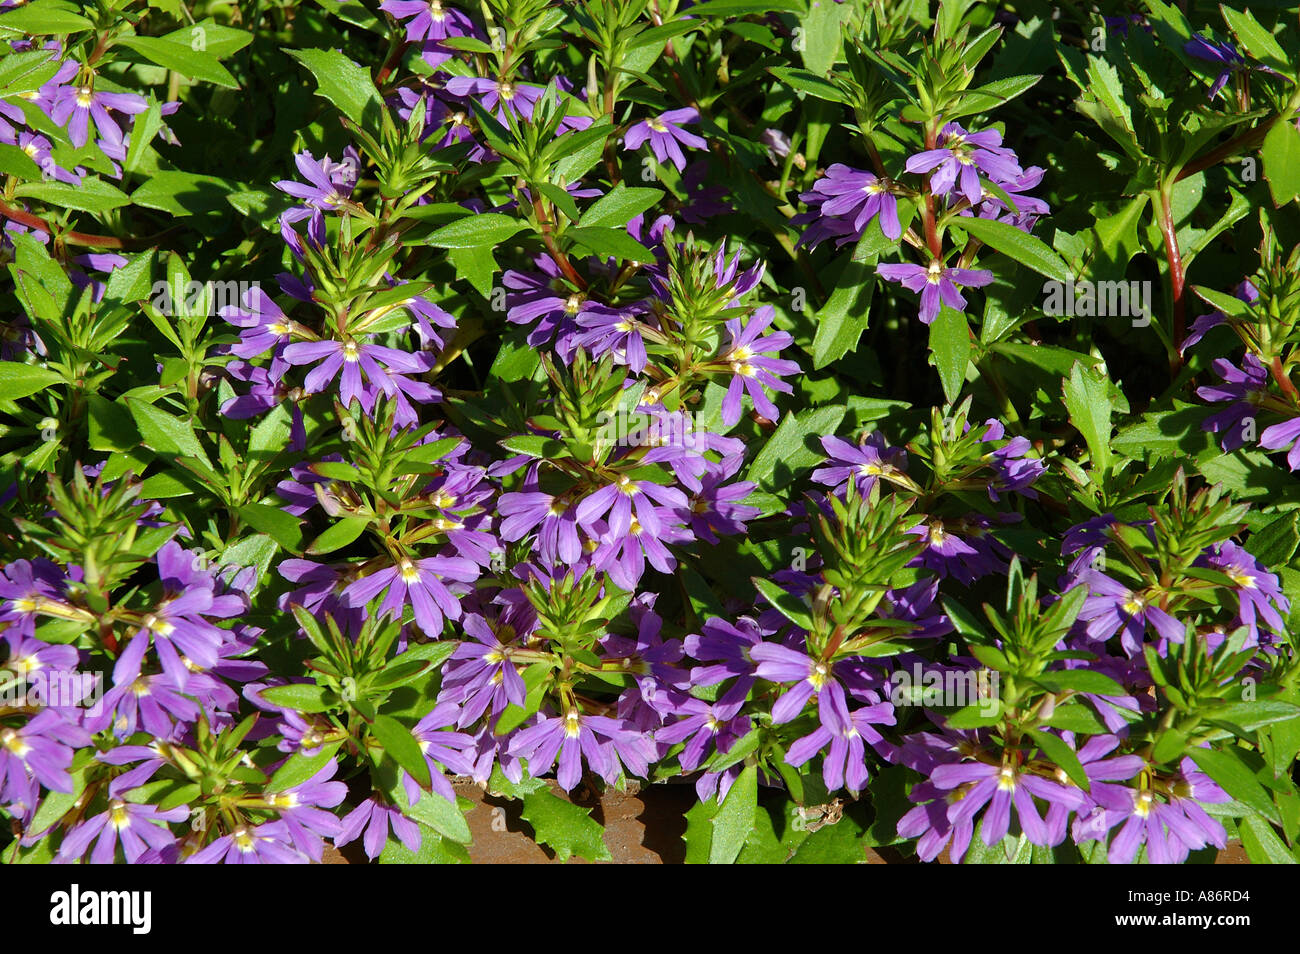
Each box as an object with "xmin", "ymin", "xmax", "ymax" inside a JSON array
[{"xmin": 519, "ymin": 788, "xmax": 612, "ymax": 862}]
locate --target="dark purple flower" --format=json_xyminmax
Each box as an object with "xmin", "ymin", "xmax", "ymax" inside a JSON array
[
  {"xmin": 877, "ymin": 260, "xmax": 993, "ymax": 324},
  {"xmin": 623, "ymin": 108, "xmax": 707, "ymax": 171},
  {"xmin": 905, "ymin": 123, "xmax": 1023, "ymax": 205}
]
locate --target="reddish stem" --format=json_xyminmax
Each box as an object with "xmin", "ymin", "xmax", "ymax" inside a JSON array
[{"xmin": 1158, "ymin": 188, "xmax": 1186, "ymax": 371}]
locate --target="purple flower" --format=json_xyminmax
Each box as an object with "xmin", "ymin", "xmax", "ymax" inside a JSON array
[
  {"xmin": 623, "ymin": 108, "xmax": 707, "ymax": 171},
  {"xmin": 441, "ymin": 613, "xmax": 529, "ymax": 727},
  {"xmin": 930, "ymin": 759, "xmax": 1084, "ymax": 858},
  {"xmin": 905, "ymin": 123, "xmax": 1023, "ymax": 206},
  {"xmin": 1184, "ymin": 36, "xmax": 1247, "ymax": 99},
  {"xmin": 266, "ymin": 758, "xmax": 347, "ymax": 862},
  {"xmin": 1088, "ymin": 760, "xmax": 1229, "ymax": 864},
  {"xmin": 812, "ymin": 431, "xmax": 907, "ymax": 497},
  {"xmin": 717, "ymin": 305, "xmax": 799, "ymax": 425},
  {"xmin": 380, "ymin": 0, "xmax": 475, "ymax": 43},
  {"xmin": 798, "ymin": 164, "xmax": 901, "ymax": 245},
  {"xmin": 1072, "ymin": 569, "xmax": 1185, "ymax": 656},
  {"xmin": 783, "ymin": 699, "xmax": 896, "ymax": 795},
  {"xmin": 655, "ymin": 698, "xmax": 750, "ymax": 771},
  {"xmin": 342, "ymin": 555, "xmax": 479, "ymax": 637},
  {"xmin": 1196, "ymin": 541, "xmax": 1290, "ymax": 644},
  {"xmin": 0, "ymin": 710, "xmax": 88, "ymax": 805},
  {"xmin": 49, "ymin": 83, "xmax": 146, "ymax": 149},
  {"xmin": 877, "ymin": 260, "xmax": 993, "ymax": 324},
  {"xmin": 56, "ymin": 778, "xmax": 188, "ymax": 864},
  {"xmin": 507, "ymin": 710, "xmax": 653, "ymax": 791},
  {"xmin": 282, "ymin": 338, "xmax": 435, "ymax": 425},
  {"xmin": 1197, "ymin": 353, "xmax": 1269, "ymax": 452},
  {"xmin": 335, "ymin": 797, "xmax": 421, "ymax": 860},
  {"xmin": 188, "ymin": 821, "xmax": 308, "ymax": 863},
  {"xmin": 443, "ymin": 75, "xmax": 544, "ymax": 121},
  {"xmin": 1260, "ymin": 415, "xmax": 1300, "ymax": 471}
]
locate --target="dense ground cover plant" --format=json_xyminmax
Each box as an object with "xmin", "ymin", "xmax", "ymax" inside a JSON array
[{"xmin": 1, "ymin": 0, "xmax": 1299, "ymax": 865}]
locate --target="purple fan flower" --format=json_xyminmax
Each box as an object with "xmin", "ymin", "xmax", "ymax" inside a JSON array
[
  {"xmin": 783, "ymin": 698, "xmax": 896, "ymax": 795},
  {"xmin": 380, "ymin": 0, "xmax": 475, "ymax": 43},
  {"xmin": 1196, "ymin": 541, "xmax": 1290, "ymax": 644},
  {"xmin": 1184, "ymin": 36, "xmax": 1246, "ymax": 99},
  {"xmin": 441, "ymin": 613, "xmax": 528, "ymax": 727},
  {"xmin": 1072, "ymin": 570, "xmax": 1185, "ymax": 656},
  {"xmin": 930, "ymin": 759, "xmax": 1084, "ymax": 857},
  {"xmin": 282, "ymin": 338, "xmax": 435, "ymax": 425},
  {"xmin": 655, "ymin": 697, "xmax": 750, "ymax": 771},
  {"xmin": 812, "ymin": 431, "xmax": 908, "ymax": 497},
  {"xmin": 717, "ymin": 305, "xmax": 799, "ymax": 426},
  {"xmin": 1091, "ymin": 760, "xmax": 1229, "ymax": 864},
  {"xmin": 188, "ymin": 820, "xmax": 308, "ymax": 864},
  {"xmin": 905, "ymin": 123, "xmax": 1023, "ymax": 206},
  {"xmin": 877, "ymin": 260, "xmax": 993, "ymax": 324},
  {"xmin": 266, "ymin": 758, "xmax": 347, "ymax": 862},
  {"xmin": 1260, "ymin": 415, "xmax": 1300, "ymax": 471},
  {"xmin": 1197, "ymin": 353, "xmax": 1268, "ymax": 452},
  {"xmin": 342, "ymin": 555, "xmax": 479, "ymax": 637},
  {"xmin": 49, "ymin": 83, "xmax": 146, "ymax": 149},
  {"xmin": 798, "ymin": 164, "xmax": 901, "ymax": 244},
  {"xmin": 335, "ymin": 797, "xmax": 421, "ymax": 860},
  {"xmin": 623, "ymin": 108, "xmax": 706, "ymax": 171},
  {"xmin": 56, "ymin": 778, "xmax": 188, "ymax": 864},
  {"xmin": 443, "ymin": 75, "xmax": 544, "ymax": 121},
  {"xmin": 509, "ymin": 709, "xmax": 654, "ymax": 791}
]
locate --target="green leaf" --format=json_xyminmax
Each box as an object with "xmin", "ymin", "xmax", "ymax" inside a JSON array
[
  {"xmin": 14, "ymin": 178, "xmax": 131, "ymax": 213},
  {"xmin": 577, "ymin": 184, "xmax": 663, "ymax": 228},
  {"xmin": 809, "ymin": 209, "xmax": 910, "ymax": 368},
  {"xmin": 1033, "ymin": 669, "xmax": 1125, "ymax": 697},
  {"xmin": 566, "ymin": 227, "xmax": 656, "ymax": 262},
  {"xmin": 959, "ymin": 216, "xmax": 1071, "ymax": 283},
  {"xmin": 126, "ymin": 398, "xmax": 210, "ymax": 462},
  {"xmin": 131, "ymin": 171, "xmax": 248, "ymax": 217},
  {"xmin": 0, "ymin": 0, "xmax": 94, "ymax": 36},
  {"xmin": 767, "ymin": 66, "xmax": 848, "ymax": 104},
  {"xmin": 709, "ymin": 763, "xmax": 758, "ymax": 864},
  {"xmin": 752, "ymin": 577, "xmax": 813, "ymax": 631},
  {"xmin": 0, "ymin": 143, "xmax": 41, "ymax": 180},
  {"xmin": 1061, "ymin": 361, "xmax": 1113, "ymax": 473},
  {"xmin": 1028, "ymin": 729, "xmax": 1089, "ymax": 790},
  {"xmin": 0, "ymin": 361, "xmax": 62, "ymax": 401},
  {"xmin": 260, "ymin": 683, "xmax": 335, "ymax": 713},
  {"xmin": 237, "ymin": 502, "xmax": 304, "ymax": 552},
  {"xmin": 1219, "ymin": 7, "xmax": 1290, "ymax": 74},
  {"xmin": 747, "ymin": 405, "xmax": 846, "ymax": 492},
  {"xmin": 1189, "ymin": 746, "xmax": 1280, "ymax": 825},
  {"xmin": 1261, "ymin": 119, "xmax": 1300, "ymax": 208},
  {"xmin": 1238, "ymin": 815, "xmax": 1297, "ymax": 864},
  {"xmin": 0, "ymin": 50, "xmax": 63, "ymax": 97},
  {"xmin": 307, "ymin": 516, "xmax": 369, "ymax": 555},
  {"xmin": 371, "ymin": 714, "xmax": 433, "ymax": 790},
  {"xmin": 428, "ymin": 213, "xmax": 526, "ymax": 249},
  {"xmin": 287, "ymin": 48, "xmax": 384, "ymax": 128},
  {"xmin": 929, "ymin": 305, "xmax": 970, "ymax": 403},
  {"xmin": 268, "ymin": 740, "xmax": 343, "ymax": 791},
  {"xmin": 114, "ymin": 36, "xmax": 238, "ymax": 88},
  {"xmin": 402, "ymin": 790, "xmax": 472, "ymax": 844},
  {"xmin": 519, "ymin": 788, "xmax": 612, "ymax": 862}
]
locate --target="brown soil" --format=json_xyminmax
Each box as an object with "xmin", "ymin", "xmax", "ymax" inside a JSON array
[{"xmin": 319, "ymin": 779, "xmax": 1254, "ymax": 863}]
